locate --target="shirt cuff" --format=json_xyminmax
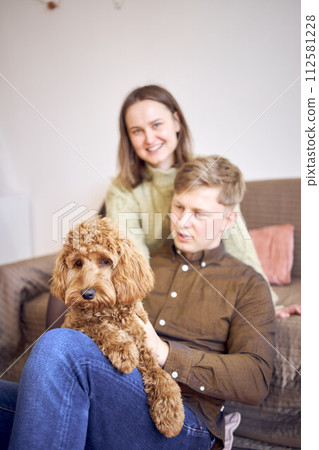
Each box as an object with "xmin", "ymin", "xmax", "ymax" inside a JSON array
[{"xmin": 163, "ymin": 340, "xmax": 192, "ymax": 383}]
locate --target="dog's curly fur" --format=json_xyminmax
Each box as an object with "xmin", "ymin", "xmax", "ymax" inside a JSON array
[{"xmin": 50, "ymin": 217, "xmax": 184, "ymax": 438}]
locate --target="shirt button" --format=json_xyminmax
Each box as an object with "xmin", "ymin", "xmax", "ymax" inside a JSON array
[
  {"xmin": 170, "ymin": 291, "xmax": 177, "ymax": 298},
  {"xmin": 172, "ymin": 371, "xmax": 178, "ymax": 379},
  {"xmin": 201, "ymin": 261, "xmax": 206, "ymax": 268},
  {"xmin": 159, "ymin": 319, "xmax": 166, "ymax": 326},
  {"xmin": 200, "ymin": 386, "xmax": 205, "ymax": 391},
  {"xmin": 182, "ymin": 264, "xmax": 189, "ymax": 272}
]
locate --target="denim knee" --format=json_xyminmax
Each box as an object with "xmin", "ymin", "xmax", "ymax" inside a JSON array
[{"xmin": 26, "ymin": 328, "xmax": 102, "ymax": 371}]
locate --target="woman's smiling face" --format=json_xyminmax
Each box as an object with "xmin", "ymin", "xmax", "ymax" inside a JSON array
[{"xmin": 125, "ymin": 100, "xmax": 181, "ymax": 170}]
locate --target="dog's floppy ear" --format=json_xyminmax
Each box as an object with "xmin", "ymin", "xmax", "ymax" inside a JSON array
[
  {"xmin": 50, "ymin": 251, "xmax": 68, "ymax": 303},
  {"xmin": 112, "ymin": 239, "xmax": 154, "ymax": 304}
]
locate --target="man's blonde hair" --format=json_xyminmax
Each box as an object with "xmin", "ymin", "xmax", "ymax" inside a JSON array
[{"xmin": 174, "ymin": 155, "xmax": 246, "ymax": 207}]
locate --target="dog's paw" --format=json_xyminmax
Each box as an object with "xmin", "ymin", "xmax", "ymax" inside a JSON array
[
  {"xmin": 107, "ymin": 342, "xmax": 139, "ymax": 374},
  {"xmin": 146, "ymin": 371, "xmax": 185, "ymax": 438}
]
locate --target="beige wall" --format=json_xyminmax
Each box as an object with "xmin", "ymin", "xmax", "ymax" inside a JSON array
[{"xmin": 0, "ymin": 0, "xmax": 300, "ymax": 260}]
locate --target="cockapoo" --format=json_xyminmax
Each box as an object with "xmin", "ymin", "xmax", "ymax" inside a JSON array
[{"xmin": 50, "ymin": 217, "xmax": 184, "ymax": 438}]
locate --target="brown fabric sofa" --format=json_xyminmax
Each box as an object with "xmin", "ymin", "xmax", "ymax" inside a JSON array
[{"xmin": 0, "ymin": 178, "xmax": 301, "ymax": 449}]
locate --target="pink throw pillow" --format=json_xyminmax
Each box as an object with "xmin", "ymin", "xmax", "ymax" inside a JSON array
[{"xmin": 249, "ymin": 224, "xmax": 294, "ymax": 285}]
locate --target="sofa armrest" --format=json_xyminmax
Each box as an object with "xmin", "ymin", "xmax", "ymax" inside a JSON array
[
  {"xmin": 2, "ymin": 292, "xmax": 50, "ymax": 382},
  {"xmin": 0, "ymin": 254, "xmax": 57, "ymax": 380}
]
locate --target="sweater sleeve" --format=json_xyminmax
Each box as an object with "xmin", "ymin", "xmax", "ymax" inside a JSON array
[
  {"xmin": 223, "ymin": 204, "xmax": 278, "ymax": 305},
  {"xmin": 163, "ymin": 276, "xmax": 276, "ymax": 406},
  {"xmin": 105, "ymin": 180, "xmax": 150, "ymax": 260}
]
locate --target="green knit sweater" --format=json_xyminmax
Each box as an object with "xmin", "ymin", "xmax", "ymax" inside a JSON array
[{"xmin": 106, "ymin": 164, "xmax": 277, "ymax": 303}]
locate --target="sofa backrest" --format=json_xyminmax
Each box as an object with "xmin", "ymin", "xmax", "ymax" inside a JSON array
[{"xmin": 241, "ymin": 178, "xmax": 301, "ymax": 278}]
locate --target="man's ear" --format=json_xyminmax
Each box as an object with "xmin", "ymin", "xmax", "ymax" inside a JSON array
[{"xmin": 223, "ymin": 211, "xmax": 238, "ymax": 231}]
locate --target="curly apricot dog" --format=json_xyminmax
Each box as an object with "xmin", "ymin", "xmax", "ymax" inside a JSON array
[{"xmin": 50, "ymin": 217, "xmax": 184, "ymax": 438}]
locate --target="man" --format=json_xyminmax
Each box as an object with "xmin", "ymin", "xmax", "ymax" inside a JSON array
[
  {"xmin": 140, "ymin": 155, "xmax": 276, "ymax": 448},
  {"xmin": 0, "ymin": 156, "xmax": 275, "ymax": 450}
]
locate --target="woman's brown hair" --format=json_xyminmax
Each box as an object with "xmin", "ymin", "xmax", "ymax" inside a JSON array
[{"xmin": 117, "ymin": 85, "xmax": 193, "ymax": 189}]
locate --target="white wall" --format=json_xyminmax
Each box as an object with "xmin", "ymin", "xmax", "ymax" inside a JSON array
[{"xmin": 0, "ymin": 0, "xmax": 300, "ymax": 261}]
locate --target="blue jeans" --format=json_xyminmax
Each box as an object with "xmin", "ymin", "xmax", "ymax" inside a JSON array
[{"xmin": 0, "ymin": 329, "xmax": 214, "ymax": 449}]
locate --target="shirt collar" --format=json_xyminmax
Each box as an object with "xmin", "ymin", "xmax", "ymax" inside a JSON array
[{"xmin": 170, "ymin": 242, "xmax": 226, "ymax": 265}]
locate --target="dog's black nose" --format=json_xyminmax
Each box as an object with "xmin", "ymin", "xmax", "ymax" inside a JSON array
[{"xmin": 81, "ymin": 289, "xmax": 96, "ymax": 300}]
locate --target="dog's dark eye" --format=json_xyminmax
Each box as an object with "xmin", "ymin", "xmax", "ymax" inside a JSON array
[
  {"xmin": 75, "ymin": 259, "xmax": 82, "ymax": 267},
  {"xmin": 100, "ymin": 259, "xmax": 110, "ymax": 266}
]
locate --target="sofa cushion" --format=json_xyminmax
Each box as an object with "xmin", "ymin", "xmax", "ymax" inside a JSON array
[
  {"xmin": 241, "ymin": 179, "xmax": 300, "ymax": 278},
  {"xmin": 21, "ymin": 291, "xmax": 49, "ymax": 345},
  {"xmin": 249, "ymin": 224, "xmax": 294, "ymax": 285},
  {"xmin": 272, "ymin": 278, "xmax": 301, "ymax": 308}
]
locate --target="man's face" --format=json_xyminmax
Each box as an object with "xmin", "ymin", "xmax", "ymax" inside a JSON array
[{"xmin": 170, "ymin": 186, "xmax": 236, "ymax": 259}]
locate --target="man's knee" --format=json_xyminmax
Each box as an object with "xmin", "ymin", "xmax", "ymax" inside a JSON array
[{"xmin": 29, "ymin": 328, "xmax": 100, "ymax": 366}]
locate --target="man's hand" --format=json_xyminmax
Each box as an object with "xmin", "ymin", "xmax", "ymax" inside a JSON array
[
  {"xmin": 136, "ymin": 316, "xmax": 169, "ymax": 367},
  {"xmin": 275, "ymin": 304, "xmax": 301, "ymax": 319}
]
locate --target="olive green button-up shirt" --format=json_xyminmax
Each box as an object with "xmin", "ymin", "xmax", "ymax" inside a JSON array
[{"xmin": 143, "ymin": 243, "xmax": 276, "ymax": 448}]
